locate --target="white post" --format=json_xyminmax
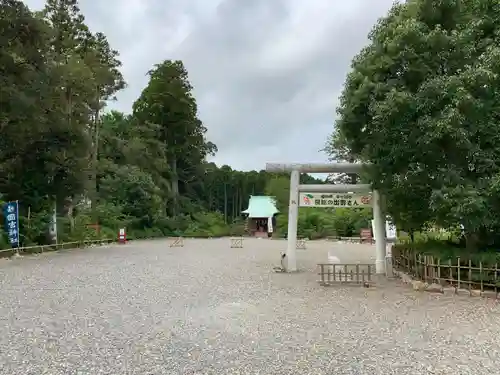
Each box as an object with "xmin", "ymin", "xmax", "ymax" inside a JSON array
[
  {"xmin": 286, "ymin": 170, "xmax": 300, "ymax": 271},
  {"xmin": 372, "ymin": 190, "xmax": 386, "ymax": 274}
]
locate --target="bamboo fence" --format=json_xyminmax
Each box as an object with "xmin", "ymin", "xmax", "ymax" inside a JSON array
[
  {"xmin": 393, "ymin": 247, "xmax": 499, "ymax": 297},
  {"xmin": 0, "ymin": 238, "xmax": 115, "ymax": 258}
]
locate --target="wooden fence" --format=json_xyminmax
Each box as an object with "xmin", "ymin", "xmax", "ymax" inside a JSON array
[
  {"xmin": 318, "ymin": 263, "xmax": 375, "ymax": 286},
  {"xmin": 0, "ymin": 238, "xmax": 115, "ymax": 258},
  {"xmin": 393, "ymin": 247, "xmax": 499, "ymax": 297}
]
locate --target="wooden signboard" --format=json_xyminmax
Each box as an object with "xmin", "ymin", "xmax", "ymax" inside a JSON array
[{"xmin": 360, "ymin": 228, "xmax": 373, "ymax": 243}]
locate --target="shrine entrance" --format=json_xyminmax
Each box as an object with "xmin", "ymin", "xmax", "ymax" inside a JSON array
[{"xmin": 265, "ymin": 162, "xmax": 387, "ymax": 274}]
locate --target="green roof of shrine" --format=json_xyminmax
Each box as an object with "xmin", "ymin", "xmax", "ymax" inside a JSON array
[{"xmin": 242, "ymin": 196, "xmax": 279, "ymax": 218}]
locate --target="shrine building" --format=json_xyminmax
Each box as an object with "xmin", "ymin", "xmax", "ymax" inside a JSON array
[{"xmin": 242, "ymin": 196, "xmax": 279, "ymax": 238}]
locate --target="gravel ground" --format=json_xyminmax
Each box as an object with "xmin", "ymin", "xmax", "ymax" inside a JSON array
[{"xmin": 0, "ymin": 238, "xmax": 499, "ymax": 375}]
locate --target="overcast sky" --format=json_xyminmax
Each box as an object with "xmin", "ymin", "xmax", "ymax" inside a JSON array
[{"xmin": 25, "ymin": 0, "xmax": 394, "ymax": 172}]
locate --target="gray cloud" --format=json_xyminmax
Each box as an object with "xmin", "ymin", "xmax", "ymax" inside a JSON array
[{"xmin": 24, "ymin": 0, "xmax": 394, "ymax": 171}]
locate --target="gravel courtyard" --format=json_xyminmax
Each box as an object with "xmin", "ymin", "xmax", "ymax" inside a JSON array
[{"xmin": 0, "ymin": 238, "xmax": 499, "ymax": 375}]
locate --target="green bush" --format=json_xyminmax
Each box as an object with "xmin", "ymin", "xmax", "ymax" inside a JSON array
[
  {"xmin": 394, "ymin": 239, "xmax": 500, "ymax": 265},
  {"xmin": 184, "ymin": 212, "xmax": 230, "ymax": 238},
  {"xmin": 275, "ymin": 207, "xmax": 372, "ymax": 239},
  {"xmin": 229, "ymin": 218, "xmax": 246, "ymax": 237}
]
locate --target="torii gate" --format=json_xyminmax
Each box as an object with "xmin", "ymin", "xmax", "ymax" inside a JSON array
[{"xmin": 265, "ymin": 162, "xmax": 387, "ymax": 274}]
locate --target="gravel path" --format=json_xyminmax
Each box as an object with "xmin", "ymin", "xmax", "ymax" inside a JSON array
[{"xmin": 0, "ymin": 238, "xmax": 499, "ymax": 374}]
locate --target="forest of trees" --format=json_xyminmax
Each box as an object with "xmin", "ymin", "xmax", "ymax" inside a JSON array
[
  {"xmin": 11, "ymin": 0, "xmax": 499, "ymax": 254},
  {"xmin": 0, "ymin": 0, "xmax": 374, "ymax": 249}
]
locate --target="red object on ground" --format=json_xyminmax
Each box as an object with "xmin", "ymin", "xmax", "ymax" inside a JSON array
[{"xmin": 118, "ymin": 228, "xmax": 126, "ymax": 244}]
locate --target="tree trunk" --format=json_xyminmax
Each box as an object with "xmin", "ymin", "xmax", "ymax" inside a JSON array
[
  {"xmin": 232, "ymin": 191, "xmax": 236, "ymax": 221},
  {"xmin": 91, "ymin": 90, "xmax": 100, "ymax": 220},
  {"xmin": 465, "ymin": 232, "xmax": 479, "ymax": 252},
  {"xmin": 236, "ymin": 187, "xmax": 241, "ymax": 217},
  {"xmin": 224, "ymin": 183, "xmax": 227, "ymax": 223},
  {"xmin": 171, "ymin": 155, "xmax": 179, "ymax": 216},
  {"xmin": 87, "ymin": 86, "xmax": 102, "ymax": 227},
  {"xmin": 67, "ymin": 200, "xmax": 75, "ymax": 232},
  {"xmin": 208, "ymin": 189, "xmax": 213, "ymax": 211},
  {"xmin": 65, "ymin": 89, "xmax": 75, "ymax": 232}
]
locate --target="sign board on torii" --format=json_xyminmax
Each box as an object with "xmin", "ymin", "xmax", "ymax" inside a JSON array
[{"xmin": 299, "ymin": 192, "xmax": 372, "ymax": 207}]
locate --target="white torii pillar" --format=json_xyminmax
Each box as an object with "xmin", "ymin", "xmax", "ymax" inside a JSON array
[
  {"xmin": 285, "ymin": 170, "xmax": 300, "ymax": 271},
  {"xmin": 266, "ymin": 162, "xmax": 386, "ymax": 274},
  {"xmin": 372, "ymin": 189, "xmax": 386, "ymax": 274}
]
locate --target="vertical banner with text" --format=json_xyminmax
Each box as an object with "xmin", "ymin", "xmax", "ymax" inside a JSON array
[{"xmin": 3, "ymin": 201, "xmax": 20, "ymax": 247}]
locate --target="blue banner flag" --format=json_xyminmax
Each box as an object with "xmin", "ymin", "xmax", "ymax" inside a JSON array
[{"xmin": 3, "ymin": 201, "xmax": 19, "ymax": 247}]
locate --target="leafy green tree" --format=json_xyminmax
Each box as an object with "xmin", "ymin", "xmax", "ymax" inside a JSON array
[
  {"xmin": 0, "ymin": 0, "xmax": 88, "ymax": 211},
  {"xmin": 265, "ymin": 175, "xmax": 290, "ymax": 211},
  {"xmin": 42, "ymin": 0, "xmax": 125, "ymax": 212},
  {"xmin": 132, "ymin": 60, "xmax": 215, "ymax": 216},
  {"xmin": 329, "ymin": 0, "xmax": 500, "ymax": 250}
]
